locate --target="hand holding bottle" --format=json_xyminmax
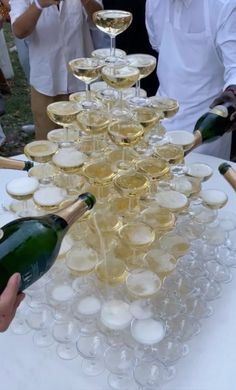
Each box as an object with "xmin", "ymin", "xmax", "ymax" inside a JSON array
[
  {"xmin": 209, "ymin": 86, "xmax": 236, "ymax": 132},
  {"xmin": 0, "ymin": 273, "xmax": 25, "ymax": 332}
]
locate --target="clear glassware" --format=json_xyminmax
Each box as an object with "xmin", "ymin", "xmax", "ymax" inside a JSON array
[
  {"xmin": 33, "ymin": 185, "xmax": 68, "ymax": 212},
  {"xmin": 52, "ymin": 319, "xmax": 80, "ymax": 360},
  {"xmin": 76, "ymin": 334, "xmax": 107, "ymax": 376},
  {"xmin": 72, "ymin": 294, "xmax": 101, "ymax": 335},
  {"xmin": 52, "ymin": 144, "xmax": 87, "ymax": 174},
  {"xmin": 6, "ymin": 176, "xmax": 39, "ymax": 217},
  {"xmin": 47, "ymin": 101, "xmax": 80, "ymax": 140},
  {"xmin": 28, "ymin": 162, "xmax": 58, "ymax": 186},
  {"xmin": 26, "ymin": 304, "xmax": 55, "ymax": 347},
  {"xmin": 24, "ymin": 140, "xmax": 58, "ymax": 163},
  {"xmin": 108, "ymin": 118, "xmax": 144, "ymax": 170},
  {"xmin": 104, "ymin": 345, "xmax": 136, "ymax": 390},
  {"xmin": 153, "ymin": 143, "xmax": 185, "ymax": 176},
  {"xmin": 126, "ymin": 54, "xmax": 157, "ymax": 106},
  {"xmin": 166, "ymin": 313, "xmax": 201, "ymax": 342},
  {"xmin": 148, "ymin": 96, "xmax": 179, "ymax": 119},
  {"xmin": 68, "ymin": 58, "xmax": 104, "ymax": 109},
  {"xmin": 93, "ymin": 10, "xmax": 132, "ymax": 63},
  {"xmin": 10, "ymin": 299, "xmax": 31, "ymax": 335},
  {"xmin": 46, "ymin": 277, "xmax": 75, "ymax": 322},
  {"xmin": 47, "ymin": 126, "xmax": 80, "ymax": 147},
  {"xmin": 133, "ymin": 360, "xmax": 175, "ymax": 390},
  {"xmin": 167, "ymin": 130, "xmax": 195, "ymax": 153}
]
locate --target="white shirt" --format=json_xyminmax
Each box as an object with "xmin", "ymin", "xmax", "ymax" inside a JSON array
[
  {"xmin": 146, "ymin": 0, "xmax": 236, "ymax": 91},
  {"xmin": 10, "ymin": 0, "xmax": 103, "ymax": 96}
]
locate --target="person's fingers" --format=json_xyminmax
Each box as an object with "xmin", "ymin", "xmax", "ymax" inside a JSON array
[
  {"xmin": 209, "ymin": 91, "xmax": 236, "ymax": 108},
  {"xmin": 0, "ymin": 273, "xmax": 21, "ymax": 308},
  {"xmin": 13, "ymin": 293, "xmax": 25, "ymax": 312}
]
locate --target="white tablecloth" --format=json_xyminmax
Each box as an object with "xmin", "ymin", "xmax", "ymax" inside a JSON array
[{"xmin": 0, "ymin": 152, "xmax": 236, "ymax": 390}]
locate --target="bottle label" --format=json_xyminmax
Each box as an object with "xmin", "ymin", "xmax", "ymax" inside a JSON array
[
  {"xmin": 209, "ymin": 105, "xmax": 228, "ymax": 118},
  {"xmin": 20, "ymin": 262, "xmax": 44, "ymax": 290}
]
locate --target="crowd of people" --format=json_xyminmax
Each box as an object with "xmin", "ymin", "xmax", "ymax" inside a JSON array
[{"xmin": 1, "ymin": 0, "xmax": 236, "ymax": 330}]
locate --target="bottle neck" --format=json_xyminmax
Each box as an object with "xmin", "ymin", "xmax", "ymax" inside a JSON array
[
  {"xmin": 219, "ymin": 163, "xmax": 236, "ymax": 191},
  {"xmin": 55, "ymin": 193, "xmax": 95, "ymax": 227},
  {"xmin": 0, "ymin": 156, "xmax": 33, "ymax": 171}
]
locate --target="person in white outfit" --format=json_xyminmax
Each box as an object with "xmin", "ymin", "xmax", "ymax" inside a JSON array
[
  {"xmin": 145, "ymin": 0, "xmax": 236, "ymax": 159},
  {"xmin": 10, "ymin": 0, "xmax": 104, "ymax": 140}
]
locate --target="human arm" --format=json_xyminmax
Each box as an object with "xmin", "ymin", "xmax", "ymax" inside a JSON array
[
  {"xmin": 81, "ymin": 0, "xmax": 102, "ymax": 22},
  {"xmin": 0, "ymin": 273, "xmax": 25, "ymax": 332},
  {"xmin": 209, "ymin": 87, "xmax": 236, "ymax": 132},
  {"xmin": 11, "ymin": 0, "xmax": 59, "ymax": 39}
]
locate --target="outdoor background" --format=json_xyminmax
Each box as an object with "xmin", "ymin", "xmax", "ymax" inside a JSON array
[{"xmin": 0, "ymin": 24, "xmax": 34, "ymax": 157}]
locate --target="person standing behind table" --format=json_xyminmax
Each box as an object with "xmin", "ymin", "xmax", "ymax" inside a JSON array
[
  {"xmin": 9, "ymin": 0, "xmax": 103, "ymax": 140},
  {"xmin": 145, "ymin": 0, "xmax": 236, "ymax": 159},
  {"xmin": 103, "ymin": 0, "xmax": 159, "ymax": 97}
]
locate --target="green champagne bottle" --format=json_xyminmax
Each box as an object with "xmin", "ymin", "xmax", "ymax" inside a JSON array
[
  {"xmin": 218, "ymin": 162, "xmax": 236, "ymax": 192},
  {"xmin": 0, "ymin": 192, "xmax": 96, "ymax": 293},
  {"xmin": 192, "ymin": 102, "xmax": 235, "ymax": 149},
  {"xmin": 0, "ymin": 156, "xmax": 34, "ymax": 171}
]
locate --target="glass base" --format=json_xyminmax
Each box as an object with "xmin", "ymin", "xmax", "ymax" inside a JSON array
[
  {"xmin": 81, "ymin": 358, "xmax": 105, "ymax": 376},
  {"xmin": 33, "ymin": 330, "xmax": 55, "ymax": 347},
  {"xmin": 128, "ymin": 96, "xmax": 149, "ymax": 107},
  {"xmin": 108, "ymin": 373, "xmax": 135, "ymax": 390},
  {"xmin": 56, "ymin": 342, "xmax": 78, "ymax": 360}
]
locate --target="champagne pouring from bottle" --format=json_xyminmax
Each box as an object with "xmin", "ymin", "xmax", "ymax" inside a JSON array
[{"xmin": 0, "ymin": 192, "xmax": 96, "ymax": 294}]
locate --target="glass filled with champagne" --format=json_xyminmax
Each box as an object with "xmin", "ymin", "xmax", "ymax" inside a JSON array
[
  {"xmin": 92, "ymin": 9, "xmax": 132, "ymax": 63},
  {"xmin": 47, "ymin": 101, "xmax": 80, "ymax": 142},
  {"xmin": 68, "ymin": 58, "xmax": 104, "ymax": 109}
]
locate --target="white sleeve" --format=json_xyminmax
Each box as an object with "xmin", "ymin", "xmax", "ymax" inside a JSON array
[
  {"xmin": 145, "ymin": 0, "xmax": 160, "ymax": 52},
  {"xmin": 215, "ymin": 2, "xmax": 236, "ymax": 89},
  {"xmin": 9, "ymin": 0, "xmax": 30, "ymax": 25}
]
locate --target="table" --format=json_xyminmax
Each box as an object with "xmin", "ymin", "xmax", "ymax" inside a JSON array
[{"xmin": 1, "ymin": 152, "xmax": 236, "ymax": 390}]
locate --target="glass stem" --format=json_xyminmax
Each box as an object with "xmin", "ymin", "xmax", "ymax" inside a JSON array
[
  {"xmin": 135, "ymin": 79, "xmax": 141, "ymax": 97},
  {"xmin": 110, "ymin": 36, "xmax": 116, "ymax": 57},
  {"xmin": 85, "ymin": 83, "xmax": 91, "ymax": 101}
]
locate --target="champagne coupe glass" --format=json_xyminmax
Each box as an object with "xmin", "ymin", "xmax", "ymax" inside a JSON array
[
  {"xmin": 99, "ymin": 299, "xmax": 133, "ymax": 346},
  {"xmin": 76, "ymin": 334, "xmax": 107, "ymax": 376},
  {"xmin": 46, "ymin": 276, "xmax": 75, "ymax": 322},
  {"xmin": 108, "ymin": 118, "xmax": 144, "ymax": 170},
  {"xmin": 101, "ymin": 65, "xmax": 140, "ymax": 116},
  {"xmin": 47, "ymin": 127, "xmax": 80, "ymax": 146},
  {"xmin": 26, "ymin": 304, "xmax": 55, "ymax": 347},
  {"xmin": 153, "ymin": 143, "xmax": 185, "ymax": 176},
  {"xmin": 92, "ymin": 9, "xmax": 132, "ymax": 63},
  {"xmin": 6, "ymin": 176, "xmax": 39, "ymax": 217},
  {"xmin": 136, "ymin": 157, "xmax": 170, "ymax": 200},
  {"xmin": 133, "ymin": 360, "xmax": 175, "ymax": 390},
  {"xmin": 10, "ymin": 299, "xmax": 31, "ymax": 335},
  {"xmin": 114, "ymin": 171, "xmax": 150, "ymax": 216},
  {"xmin": 52, "ymin": 318, "xmax": 80, "ymax": 360},
  {"xmin": 104, "ymin": 345, "xmax": 136, "ymax": 390},
  {"xmin": 68, "ymin": 58, "xmax": 104, "ymax": 109},
  {"xmin": 33, "ymin": 185, "xmax": 68, "ymax": 212},
  {"xmin": 126, "ymin": 53, "xmax": 157, "ymax": 106},
  {"xmin": 167, "ymin": 130, "xmax": 195, "ymax": 153},
  {"xmin": 24, "ymin": 140, "xmax": 58, "ymax": 163},
  {"xmin": 46, "ymin": 101, "xmax": 81, "ymax": 142},
  {"xmin": 130, "ymin": 317, "xmax": 166, "ymax": 362},
  {"xmin": 149, "ymin": 96, "xmax": 179, "ymax": 119},
  {"xmin": 76, "ymin": 108, "xmax": 110, "ymax": 154},
  {"xmin": 185, "ymin": 162, "xmax": 214, "ymax": 182},
  {"xmin": 72, "ymin": 294, "xmax": 102, "ymax": 335},
  {"xmin": 28, "ymin": 163, "xmax": 58, "ymax": 186},
  {"xmin": 144, "ymin": 248, "xmax": 177, "ymax": 281},
  {"xmin": 91, "ymin": 47, "xmax": 126, "ymax": 61},
  {"xmin": 52, "ymin": 144, "xmax": 87, "ymax": 174},
  {"xmin": 65, "ymin": 244, "xmax": 99, "ymax": 281},
  {"xmin": 83, "ymin": 159, "xmax": 116, "ymax": 201}
]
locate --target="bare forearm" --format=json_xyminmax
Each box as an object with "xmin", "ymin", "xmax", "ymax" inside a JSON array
[
  {"xmin": 12, "ymin": 3, "xmax": 42, "ymax": 38},
  {"xmin": 81, "ymin": 0, "xmax": 102, "ymax": 21}
]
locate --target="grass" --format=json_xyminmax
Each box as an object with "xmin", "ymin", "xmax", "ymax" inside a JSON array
[{"xmin": 0, "ymin": 23, "xmax": 34, "ymax": 157}]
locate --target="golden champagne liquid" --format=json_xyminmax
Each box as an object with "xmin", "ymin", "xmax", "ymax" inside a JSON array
[
  {"xmin": 92, "ymin": 10, "xmax": 132, "ymax": 37},
  {"xmin": 77, "ymin": 109, "xmax": 110, "ymax": 135},
  {"xmin": 33, "ymin": 186, "xmax": 67, "ymax": 211},
  {"xmin": 132, "ymin": 107, "xmax": 160, "ymax": 132},
  {"xmin": 149, "ymin": 97, "xmax": 179, "ymax": 118},
  {"xmin": 114, "ymin": 172, "xmax": 150, "ymax": 197},
  {"xmin": 95, "ymin": 257, "xmax": 127, "ymax": 286},
  {"xmin": 159, "ymin": 233, "xmax": 190, "ymax": 258},
  {"xmin": 52, "ymin": 147, "xmax": 86, "ymax": 173},
  {"xmin": 126, "ymin": 269, "xmax": 162, "ymax": 298},
  {"xmin": 88, "ymin": 209, "xmax": 122, "ymax": 233},
  {"xmin": 28, "ymin": 163, "xmax": 58, "ymax": 181},
  {"xmin": 24, "ymin": 140, "xmax": 58, "ymax": 163},
  {"xmin": 141, "ymin": 205, "xmax": 176, "ymax": 231},
  {"xmin": 47, "ymin": 101, "xmax": 79, "ymax": 126},
  {"xmin": 108, "ymin": 120, "xmax": 144, "ymax": 147},
  {"xmin": 77, "ymin": 137, "xmax": 107, "ymax": 155},
  {"xmin": 68, "ymin": 58, "xmax": 104, "ymax": 84},
  {"xmin": 101, "ymin": 65, "xmax": 140, "ymax": 89},
  {"xmin": 69, "ymin": 91, "xmax": 98, "ymax": 103},
  {"xmin": 66, "ymin": 246, "xmax": 98, "ymax": 276},
  {"xmin": 109, "ymin": 195, "xmax": 139, "ymax": 217},
  {"xmin": 107, "ymin": 148, "xmax": 138, "ymax": 165},
  {"xmin": 83, "ymin": 160, "xmax": 115, "ymax": 185},
  {"xmin": 136, "ymin": 157, "xmax": 170, "ymax": 180},
  {"xmin": 126, "ymin": 54, "xmax": 156, "ymax": 79},
  {"xmin": 153, "ymin": 144, "xmax": 184, "ymax": 165},
  {"xmin": 145, "ymin": 248, "xmax": 177, "ymax": 280},
  {"xmin": 119, "ymin": 222, "xmax": 155, "ymax": 249}
]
